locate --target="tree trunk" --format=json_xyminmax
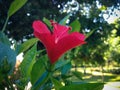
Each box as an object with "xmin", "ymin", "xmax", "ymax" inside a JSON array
[{"xmin": 100, "ymin": 65, "xmax": 104, "ymax": 82}]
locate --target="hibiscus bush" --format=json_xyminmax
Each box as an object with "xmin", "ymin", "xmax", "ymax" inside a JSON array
[{"xmin": 0, "ymin": 0, "xmax": 104, "ymax": 90}]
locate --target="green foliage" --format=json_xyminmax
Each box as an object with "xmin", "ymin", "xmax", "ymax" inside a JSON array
[
  {"xmin": 0, "ymin": 57, "xmax": 15, "ymax": 89},
  {"xmin": 99, "ymin": 5, "xmax": 107, "ymax": 10},
  {"xmin": 0, "ymin": 42, "xmax": 16, "ymax": 89},
  {"xmin": 59, "ymin": 14, "xmax": 70, "ymax": 25},
  {"xmin": 60, "ymin": 83, "xmax": 104, "ymax": 90},
  {"xmin": 51, "ymin": 77, "xmax": 63, "ymax": 90},
  {"xmin": 104, "ymin": 29, "xmax": 120, "ymax": 65},
  {"xmin": 1, "ymin": 0, "xmax": 28, "ymax": 32},
  {"xmin": 72, "ymin": 71, "xmax": 83, "ymax": 80},
  {"xmin": 0, "ymin": 42, "xmax": 16, "ymax": 73},
  {"xmin": 85, "ymin": 29, "xmax": 96, "ymax": 39},
  {"xmin": 32, "ymin": 71, "xmax": 49, "ymax": 90},
  {"xmin": 55, "ymin": 59, "xmax": 71, "ymax": 69},
  {"xmin": 8, "ymin": 0, "xmax": 28, "ymax": 17},
  {"xmin": 43, "ymin": 17, "xmax": 52, "ymax": 29},
  {"xmin": 18, "ymin": 38, "xmax": 38, "ymax": 54},
  {"xmin": 1, "ymin": 0, "xmax": 119, "ymax": 41},
  {"xmin": 61, "ymin": 62, "xmax": 72, "ymax": 75},
  {"xmin": 1, "ymin": 0, "xmax": 120, "ymax": 89},
  {"xmin": 70, "ymin": 19, "xmax": 81, "ymax": 32},
  {"xmin": 20, "ymin": 44, "xmax": 37, "ymax": 78},
  {"xmin": 0, "ymin": 31, "xmax": 10, "ymax": 45},
  {"xmin": 0, "ymin": 57, "xmax": 12, "ymax": 76},
  {"xmin": 31, "ymin": 56, "xmax": 46, "ymax": 85}
]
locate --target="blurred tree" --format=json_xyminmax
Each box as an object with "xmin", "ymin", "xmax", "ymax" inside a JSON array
[
  {"xmin": 0, "ymin": 0, "xmax": 120, "ymax": 41},
  {"xmin": 0, "ymin": 0, "xmax": 120, "ymax": 67},
  {"xmin": 104, "ymin": 28, "xmax": 120, "ymax": 67}
]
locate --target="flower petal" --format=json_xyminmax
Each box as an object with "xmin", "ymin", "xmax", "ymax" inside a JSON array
[
  {"xmin": 33, "ymin": 20, "xmax": 51, "ymax": 34},
  {"xmin": 33, "ymin": 20, "xmax": 86, "ymax": 64},
  {"xmin": 48, "ymin": 32, "xmax": 86, "ymax": 64},
  {"xmin": 51, "ymin": 21, "xmax": 71, "ymax": 40},
  {"xmin": 33, "ymin": 20, "xmax": 55, "ymax": 53}
]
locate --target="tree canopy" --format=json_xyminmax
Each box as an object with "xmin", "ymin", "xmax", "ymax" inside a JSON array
[
  {"xmin": 0, "ymin": 0, "xmax": 120, "ymax": 41},
  {"xmin": 0, "ymin": 0, "xmax": 120, "ymax": 65}
]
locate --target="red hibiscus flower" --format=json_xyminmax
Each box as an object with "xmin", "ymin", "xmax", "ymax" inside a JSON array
[{"xmin": 32, "ymin": 20, "xmax": 86, "ymax": 64}]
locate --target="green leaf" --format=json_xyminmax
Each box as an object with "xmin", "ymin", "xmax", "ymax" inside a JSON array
[
  {"xmin": 85, "ymin": 29, "xmax": 96, "ymax": 39},
  {"xmin": 0, "ymin": 32, "xmax": 10, "ymax": 45},
  {"xmin": 51, "ymin": 77, "xmax": 63, "ymax": 90},
  {"xmin": 20, "ymin": 44, "xmax": 37, "ymax": 77},
  {"xmin": 32, "ymin": 71, "xmax": 50, "ymax": 90},
  {"xmin": 0, "ymin": 42, "xmax": 16, "ymax": 74},
  {"xmin": 55, "ymin": 59, "xmax": 70, "ymax": 69},
  {"xmin": 59, "ymin": 14, "xmax": 70, "ymax": 25},
  {"xmin": 61, "ymin": 62, "xmax": 72, "ymax": 75},
  {"xmin": 61, "ymin": 74, "xmax": 72, "ymax": 80},
  {"xmin": 70, "ymin": 19, "xmax": 81, "ymax": 32},
  {"xmin": 72, "ymin": 71, "xmax": 83, "ymax": 80},
  {"xmin": 31, "ymin": 57, "xmax": 46, "ymax": 85},
  {"xmin": 8, "ymin": 0, "xmax": 28, "ymax": 17},
  {"xmin": 31, "ymin": 55, "xmax": 50, "ymax": 90},
  {"xmin": 0, "ymin": 57, "xmax": 11, "ymax": 84},
  {"xmin": 99, "ymin": 5, "xmax": 107, "ymax": 10},
  {"xmin": 18, "ymin": 38, "xmax": 38, "ymax": 53},
  {"xmin": 60, "ymin": 83, "xmax": 104, "ymax": 90},
  {"xmin": 43, "ymin": 17, "xmax": 52, "ymax": 28}
]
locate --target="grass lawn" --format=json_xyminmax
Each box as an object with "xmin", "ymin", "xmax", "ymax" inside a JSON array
[{"xmin": 70, "ymin": 67, "xmax": 120, "ymax": 90}]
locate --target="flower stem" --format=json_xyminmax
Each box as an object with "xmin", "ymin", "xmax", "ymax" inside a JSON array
[
  {"xmin": 2, "ymin": 16, "xmax": 9, "ymax": 32},
  {"xmin": 32, "ymin": 71, "xmax": 50, "ymax": 90}
]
